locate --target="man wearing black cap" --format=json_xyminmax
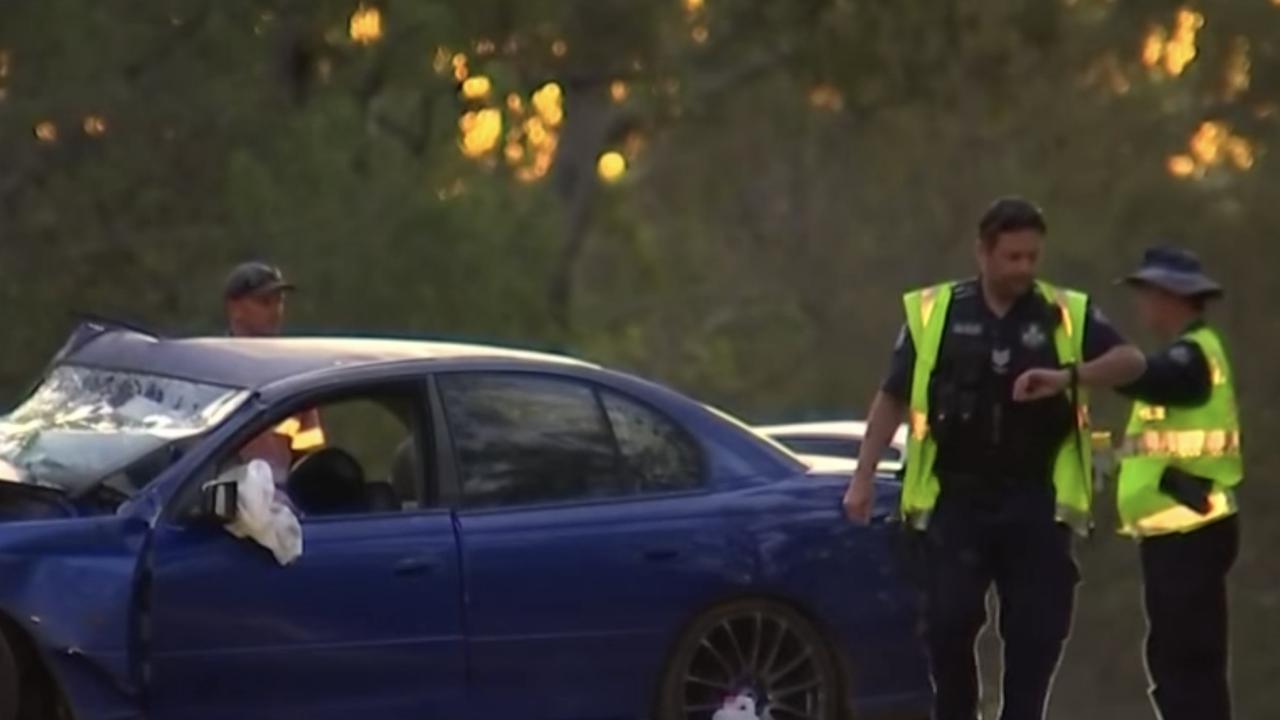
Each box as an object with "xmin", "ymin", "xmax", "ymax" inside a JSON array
[
  {"xmin": 223, "ymin": 262, "xmax": 326, "ymax": 473},
  {"xmin": 224, "ymin": 261, "xmax": 297, "ymax": 338},
  {"xmin": 1115, "ymin": 247, "xmax": 1242, "ymax": 720}
]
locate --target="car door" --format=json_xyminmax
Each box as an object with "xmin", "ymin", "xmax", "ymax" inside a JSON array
[
  {"xmin": 145, "ymin": 381, "xmax": 466, "ymax": 720},
  {"xmin": 436, "ymin": 372, "xmax": 743, "ymax": 720},
  {"xmin": 787, "ymin": 469, "xmax": 926, "ymax": 704}
]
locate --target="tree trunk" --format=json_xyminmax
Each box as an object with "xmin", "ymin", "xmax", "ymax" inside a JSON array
[{"xmin": 547, "ymin": 83, "xmax": 617, "ymax": 336}]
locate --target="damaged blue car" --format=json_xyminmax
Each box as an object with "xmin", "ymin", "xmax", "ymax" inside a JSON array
[{"xmin": 0, "ymin": 322, "xmax": 930, "ymax": 720}]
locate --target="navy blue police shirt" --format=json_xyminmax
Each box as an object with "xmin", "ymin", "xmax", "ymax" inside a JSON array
[
  {"xmin": 1116, "ymin": 320, "xmax": 1212, "ymax": 407},
  {"xmin": 882, "ymin": 279, "xmax": 1126, "ymax": 481}
]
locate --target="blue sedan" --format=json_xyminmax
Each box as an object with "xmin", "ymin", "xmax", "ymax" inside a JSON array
[{"xmin": 0, "ymin": 322, "xmax": 930, "ymax": 720}]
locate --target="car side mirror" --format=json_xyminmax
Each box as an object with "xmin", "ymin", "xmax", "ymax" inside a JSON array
[{"xmin": 201, "ymin": 477, "xmax": 239, "ymax": 525}]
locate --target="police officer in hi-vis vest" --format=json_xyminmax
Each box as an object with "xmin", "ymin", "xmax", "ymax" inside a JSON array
[
  {"xmin": 1112, "ymin": 247, "xmax": 1242, "ymax": 720},
  {"xmin": 844, "ymin": 198, "xmax": 1147, "ymax": 720}
]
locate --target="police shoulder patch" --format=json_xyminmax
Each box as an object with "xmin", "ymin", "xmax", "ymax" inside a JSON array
[
  {"xmin": 1021, "ymin": 323, "xmax": 1048, "ymax": 349},
  {"xmin": 1169, "ymin": 344, "xmax": 1193, "ymax": 365},
  {"xmin": 1090, "ymin": 304, "xmax": 1113, "ymax": 326}
]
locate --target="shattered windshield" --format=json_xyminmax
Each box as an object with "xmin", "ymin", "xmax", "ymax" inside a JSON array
[{"xmin": 0, "ymin": 365, "xmax": 248, "ymax": 494}]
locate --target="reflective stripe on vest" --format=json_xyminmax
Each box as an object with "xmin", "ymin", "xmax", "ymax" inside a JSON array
[
  {"xmin": 1129, "ymin": 490, "xmax": 1236, "ymax": 536},
  {"xmin": 1120, "ymin": 429, "xmax": 1241, "ymax": 459},
  {"xmin": 899, "ymin": 280, "xmax": 1094, "ymax": 534},
  {"xmin": 1117, "ymin": 326, "xmax": 1242, "ymax": 537},
  {"xmin": 910, "ymin": 409, "xmax": 928, "ymax": 441}
]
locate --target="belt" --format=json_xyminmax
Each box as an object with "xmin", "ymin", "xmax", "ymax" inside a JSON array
[{"xmin": 938, "ymin": 471, "xmax": 1052, "ymax": 493}]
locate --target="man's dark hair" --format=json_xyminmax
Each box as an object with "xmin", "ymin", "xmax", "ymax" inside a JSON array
[{"xmin": 978, "ymin": 197, "xmax": 1047, "ymax": 247}]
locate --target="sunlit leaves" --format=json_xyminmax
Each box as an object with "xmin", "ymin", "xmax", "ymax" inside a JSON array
[
  {"xmin": 1223, "ymin": 37, "xmax": 1250, "ymax": 101},
  {"xmin": 1142, "ymin": 8, "xmax": 1203, "ymax": 77},
  {"xmin": 1166, "ymin": 154, "xmax": 1197, "ymax": 178},
  {"xmin": 0, "ymin": 50, "xmax": 10, "ymax": 102},
  {"xmin": 530, "ymin": 82, "xmax": 563, "ymax": 126},
  {"xmin": 461, "ymin": 75, "xmax": 492, "ymax": 100},
  {"xmin": 1167, "ymin": 121, "xmax": 1254, "ymax": 180},
  {"xmin": 610, "ymin": 80, "xmax": 629, "ymax": 103},
  {"xmin": 597, "ymin": 151, "xmax": 627, "ymax": 183},
  {"xmin": 808, "ymin": 84, "xmax": 844, "ymax": 112},
  {"xmin": 349, "ymin": 4, "xmax": 383, "ymax": 46},
  {"xmin": 458, "ymin": 108, "xmax": 502, "ymax": 158},
  {"xmin": 33, "ymin": 121, "xmax": 57, "ymax": 143},
  {"xmin": 82, "ymin": 115, "xmax": 107, "ymax": 137}
]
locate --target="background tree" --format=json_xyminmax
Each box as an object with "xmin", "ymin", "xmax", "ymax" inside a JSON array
[{"xmin": 2, "ymin": 1, "xmax": 1277, "ymax": 715}]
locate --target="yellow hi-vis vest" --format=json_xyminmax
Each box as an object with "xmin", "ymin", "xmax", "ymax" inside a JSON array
[
  {"xmin": 1117, "ymin": 325, "xmax": 1242, "ymax": 537},
  {"xmin": 274, "ymin": 409, "xmax": 326, "ymax": 452},
  {"xmin": 900, "ymin": 280, "xmax": 1094, "ymax": 535}
]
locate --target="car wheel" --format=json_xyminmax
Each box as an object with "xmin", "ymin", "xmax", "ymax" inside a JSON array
[
  {"xmin": 0, "ymin": 630, "xmax": 18, "ymax": 720},
  {"xmin": 657, "ymin": 599, "xmax": 842, "ymax": 720}
]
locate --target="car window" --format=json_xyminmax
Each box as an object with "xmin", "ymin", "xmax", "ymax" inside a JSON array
[
  {"xmin": 0, "ymin": 365, "xmax": 246, "ymax": 496},
  {"xmin": 601, "ymin": 392, "xmax": 703, "ymax": 493},
  {"xmin": 315, "ymin": 396, "xmax": 426, "ymax": 509},
  {"xmin": 775, "ymin": 436, "xmax": 861, "ymax": 460},
  {"xmin": 439, "ymin": 374, "xmax": 625, "ymax": 508},
  {"xmin": 772, "ymin": 435, "xmax": 902, "ymax": 462},
  {"xmin": 219, "ymin": 386, "xmax": 429, "ymax": 517}
]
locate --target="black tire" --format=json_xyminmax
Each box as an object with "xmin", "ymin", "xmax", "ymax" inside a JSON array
[
  {"xmin": 0, "ymin": 630, "xmax": 18, "ymax": 720},
  {"xmin": 656, "ymin": 599, "xmax": 843, "ymax": 720}
]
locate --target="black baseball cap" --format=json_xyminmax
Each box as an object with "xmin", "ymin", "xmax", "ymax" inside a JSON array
[{"xmin": 223, "ymin": 261, "xmax": 296, "ymax": 300}]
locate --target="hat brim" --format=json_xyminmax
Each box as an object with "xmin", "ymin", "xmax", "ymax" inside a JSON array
[
  {"xmin": 1118, "ymin": 268, "xmax": 1223, "ymax": 299},
  {"xmin": 227, "ymin": 280, "xmax": 297, "ymax": 300}
]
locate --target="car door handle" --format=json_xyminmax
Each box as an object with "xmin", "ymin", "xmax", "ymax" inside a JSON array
[
  {"xmin": 642, "ymin": 548, "xmax": 681, "ymax": 562},
  {"xmin": 393, "ymin": 556, "xmax": 437, "ymax": 576}
]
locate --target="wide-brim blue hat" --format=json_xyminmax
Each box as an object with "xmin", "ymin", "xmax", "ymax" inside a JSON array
[{"xmin": 1119, "ymin": 246, "xmax": 1223, "ymax": 299}]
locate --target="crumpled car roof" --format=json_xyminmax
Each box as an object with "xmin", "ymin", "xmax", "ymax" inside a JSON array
[{"xmin": 64, "ymin": 330, "xmax": 592, "ymax": 390}]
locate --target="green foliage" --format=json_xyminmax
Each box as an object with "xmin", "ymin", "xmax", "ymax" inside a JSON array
[{"xmin": 2, "ymin": 1, "xmax": 1278, "ymax": 714}]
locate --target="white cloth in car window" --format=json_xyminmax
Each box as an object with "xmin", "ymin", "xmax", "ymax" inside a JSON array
[{"xmin": 225, "ymin": 459, "xmax": 303, "ymax": 565}]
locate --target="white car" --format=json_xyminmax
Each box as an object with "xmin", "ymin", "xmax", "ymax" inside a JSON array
[{"xmin": 757, "ymin": 420, "xmax": 909, "ymax": 473}]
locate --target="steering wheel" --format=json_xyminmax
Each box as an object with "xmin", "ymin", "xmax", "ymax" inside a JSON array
[{"xmin": 285, "ymin": 447, "xmax": 367, "ymax": 516}]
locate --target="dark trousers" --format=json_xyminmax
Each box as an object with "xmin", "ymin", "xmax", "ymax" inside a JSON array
[
  {"xmin": 921, "ymin": 487, "xmax": 1078, "ymax": 720},
  {"xmin": 1140, "ymin": 515, "xmax": 1239, "ymax": 720}
]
